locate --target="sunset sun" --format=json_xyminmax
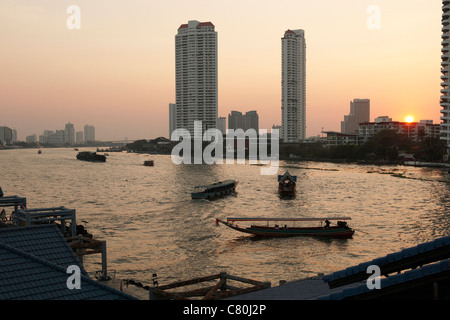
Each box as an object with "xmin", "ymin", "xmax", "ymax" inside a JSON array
[{"xmin": 405, "ymin": 115, "xmax": 414, "ymax": 123}]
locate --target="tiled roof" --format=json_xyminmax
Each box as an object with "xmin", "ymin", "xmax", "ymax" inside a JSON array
[
  {"xmin": 0, "ymin": 225, "xmax": 87, "ymax": 275},
  {"xmin": 0, "ymin": 225, "xmax": 138, "ymax": 300}
]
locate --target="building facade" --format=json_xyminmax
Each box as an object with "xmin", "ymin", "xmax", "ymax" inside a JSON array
[
  {"xmin": 64, "ymin": 122, "xmax": 75, "ymax": 144},
  {"xmin": 169, "ymin": 103, "xmax": 177, "ymax": 138},
  {"xmin": 341, "ymin": 99, "xmax": 370, "ymax": 134},
  {"xmin": 442, "ymin": 1, "xmax": 450, "ymax": 155},
  {"xmin": 281, "ymin": 29, "xmax": 306, "ymax": 142},
  {"xmin": 218, "ymin": 116, "xmax": 226, "ymax": 134},
  {"xmin": 175, "ymin": 20, "xmax": 218, "ymax": 137},
  {"xmin": 0, "ymin": 126, "xmax": 13, "ymax": 145},
  {"xmin": 84, "ymin": 125, "xmax": 95, "ymax": 143},
  {"xmin": 358, "ymin": 118, "xmax": 440, "ymax": 143},
  {"xmin": 228, "ymin": 110, "xmax": 259, "ymax": 132}
]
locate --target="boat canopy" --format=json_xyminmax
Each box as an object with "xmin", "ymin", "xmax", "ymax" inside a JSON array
[
  {"xmin": 225, "ymin": 217, "xmax": 351, "ymax": 222},
  {"xmin": 278, "ymin": 172, "xmax": 297, "ymax": 183},
  {"xmin": 195, "ymin": 180, "xmax": 236, "ymax": 190}
]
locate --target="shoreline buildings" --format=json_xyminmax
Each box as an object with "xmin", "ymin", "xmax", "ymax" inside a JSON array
[
  {"xmin": 281, "ymin": 29, "xmax": 306, "ymax": 142},
  {"xmin": 441, "ymin": 1, "xmax": 450, "ymax": 155},
  {"xmin": 175, "ymin": 20, "xmax": 218, "ymax": 137}
]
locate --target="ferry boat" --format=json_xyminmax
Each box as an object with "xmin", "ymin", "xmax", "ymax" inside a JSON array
[
  {"xmin": 216, "ymin": 217, "xmax": 355, "ymax": 238},
  {"xmin": 191, "ymin": 180, "xmax": 238, "ymax": 200},
  {"xmin": 76, "ymin": 151, "xmax": 106, "ymax": 162},
  {"xmin": 278, "ymin": 171, "xmax": 296, "ymax": 196}
]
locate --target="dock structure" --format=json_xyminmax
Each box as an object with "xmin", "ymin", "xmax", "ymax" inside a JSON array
[
  {"xmin": 0, "ymin": 196, "xmax": 27, "ymax": 225},
  {"xmin": 15, "ymin": 206, "xmax": 77, "ymax": 236},
  {"xmin": 0, "ymin": 193, "xmax": 111, "ymax": 283},
  {"xmin": 148, "ymin": 272, "xmax": 271, "ymax": 300}
]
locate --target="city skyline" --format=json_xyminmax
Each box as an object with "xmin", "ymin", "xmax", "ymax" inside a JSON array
[{"xmin": 0, "ymin": 1, "xmax": 443, "ymax": 141}]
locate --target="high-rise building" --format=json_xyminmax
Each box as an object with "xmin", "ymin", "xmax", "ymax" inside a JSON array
[
  {"xmin": 228, "ymin": 110, "xmax": 259, "ymax": 132},
  {"xmin": 243, "ymin": 111, "xmax": 259, "ymax": 132},
  {"xmin": 76, "ymin": 131, "xmax": 83, "ymax": 144},
  {"xmin": 341, "ymin": 99, "xmax": 370, "ymax": 134},
  {"xmin": 169, "ymin": 103, "xmax": 177, "ymax": 138},
  {"xmin": 281, "ymin": 29, "xmax": 306, "ymax": 142},
  {"xmin": 441, "ymin": 1, "xmax": 450, "ymax": 155},
  {"xmin": 84, "ymin": 125, "xmax": 95, "ymax": 143},
  {"xmin": 64, "ymin": 122, "xmax": 75, "ymax": 144},
  {"xmin": 218, "ymin": 116, "xmax": 226, "ymax": 134},
  {"xmin": 0, "ymin": 126, "xmax": 13, "ymax": 145},
  {"xmin": 228, "ymin": 111, "xmax": 243, "ymax": 131},
  {"xmin": 175, "ymin": 20, "xmax": 218, "ymax": 137}
]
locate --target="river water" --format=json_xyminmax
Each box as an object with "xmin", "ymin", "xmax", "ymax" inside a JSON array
[{"xmin": 1, "ymin": 147, "xmax": 449, "ymax": 287}]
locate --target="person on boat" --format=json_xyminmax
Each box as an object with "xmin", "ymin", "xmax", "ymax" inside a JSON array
[
  {"xmin": 1, "ymin": 209, "xmax": 6, "ymax": 222},
  {"xmin": 324, "ymin": 220, "xmax": 330, "ymax": 228}
]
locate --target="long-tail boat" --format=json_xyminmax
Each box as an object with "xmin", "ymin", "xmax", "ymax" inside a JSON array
[
  {"xmin": 216, "ymin": 217, "xmax": 355, "ymax": 238},
  {"xmin": 191, "ymin": 180, "xmax": 238, "ymax": 200},
  {"xmin": 278, "ymin": 171, "xmax": 296, "ymax": 196}
]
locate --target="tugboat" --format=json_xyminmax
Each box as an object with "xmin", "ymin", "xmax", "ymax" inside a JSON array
[
  {"xmin": 278, "ymin": 171, "xmax": 297, "ymax": 197},
  {"xmin": 76, "ymin": 151, "xmax": 106, "ymax": 162}
]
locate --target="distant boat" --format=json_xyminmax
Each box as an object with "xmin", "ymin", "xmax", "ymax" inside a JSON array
[
  {"xmin": 278, "ymin": 171, "xmax": 296, "ymax": 196},
  {"xmin": 191, "ymin": 180, "xmax": 238, "ymax": 200},
  {"xmin": 144, "ymin": 160, "xmax": 154, "ymax": 166},
  {"xmin": 76, "ymin": 151, "xmax": 106, "ymax": 162},
  {"xmin": 216, "ymin": 217, "xmax": 355, "ymax": 238}
]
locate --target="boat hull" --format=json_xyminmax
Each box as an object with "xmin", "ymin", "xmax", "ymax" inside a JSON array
[
  {"xmin": 191, "ymin": 187, "xmax": 236, "ymax": 200},
  {"xmin": 76, "ymin": 152, "xmax": 106, "ymax": 162},
  {"xmin": 191, "ymin": 180, "xmax": 237, "ymax": 200},
  {"xmin": 218, "ymin": 221, "xmax": 354, "ymax": 238}
]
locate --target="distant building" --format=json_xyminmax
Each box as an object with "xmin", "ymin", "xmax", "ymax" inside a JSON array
[
  {"xmin": 26, "ymin": 134, "xmax": 37, "ymax": 143},
  {"xmin": 323, "ymin": 131, "xmax": 362, "ymax": 146},
  {"xmin": 228, "ymin": 110, "xmax": 259, "ymax": 132},
  {"xmin": 441, "ymin": 0, "xmax": 450, "ymax": 155},
  {"xmin": 64, "ymin": 122, "xmax": 75, "ymax": 144},
  {"xmin": 175, "ymin": 20, "xmax": 218, "ymax": 136},
  {"xmin": 243, "ymin": 111, "xmax": 259, "ymax": 133},
  {"xmin": 218, "ymin": 116, "xmax": 226, "ymax": 134},
  {"xmin": 341, "ymin": 99, "xmax": 370, "ymax": 134},
  {"xmin": 0, "ymin": 126, "xmax": 13, "ymax": 145},
  {"xmin": 282, "ymin": 29, "xmax": 306, "ymax": 142},
  {"xmin": 358, "ymin": 117, "xmax": 440, "ymax": 143},
  {"xmin": 228, "ymin": 111, "xmax": 243, "ymax": 131},
  {"xmin": 169, "ymin": 103, "xmax": 177, "ymax": 138},
  {"xmin": 76, "ymin": 131, "xmax": 83, "ymax": 144},
  {"xmin": 84, "ymin": 125, "xmax": 95, "ymax": 143}
]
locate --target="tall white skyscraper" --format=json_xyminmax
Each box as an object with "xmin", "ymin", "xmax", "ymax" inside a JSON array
[
  {"xmin": 175, "ymin": 20, "xmax": 218, "ymax": 136},
  {"xmin": 281, "ymin": 29, "xmax": 306, "ymax": 142},
  {"xmin": 441, "ymin": 1, "xmax": 450, "ymax": 155}
]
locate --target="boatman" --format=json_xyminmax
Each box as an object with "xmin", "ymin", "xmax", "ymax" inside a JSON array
[{"xmin": 324, "ymin": 220, "xmax": 330, "ymax": 228}]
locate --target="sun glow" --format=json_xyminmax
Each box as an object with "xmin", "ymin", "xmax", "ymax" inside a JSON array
[{"xmin": 405, "ymin": 116, "xmax": 414, "ymax": 123}]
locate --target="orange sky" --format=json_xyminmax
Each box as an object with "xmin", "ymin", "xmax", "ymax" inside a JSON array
[{"xmin": 0, "ymin": 0, "xmax": 443, "ymax": 141}]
